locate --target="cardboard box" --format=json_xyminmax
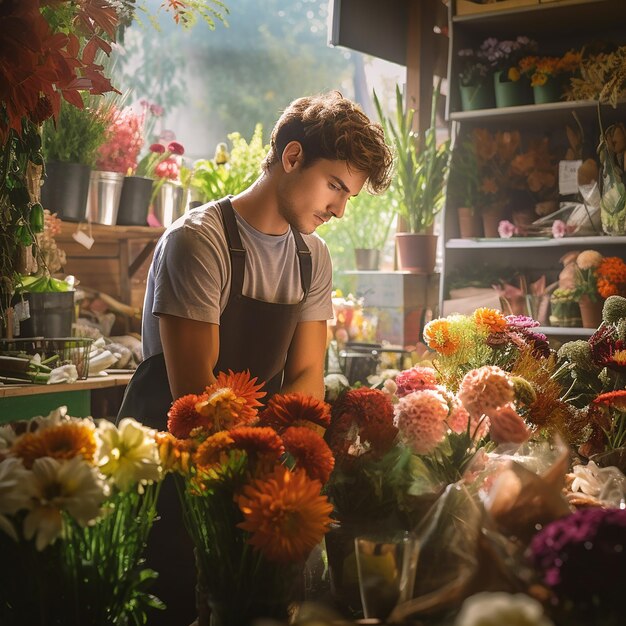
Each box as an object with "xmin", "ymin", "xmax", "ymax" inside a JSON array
[{"xmin": 456, "ymin": 0, "xmax": 538, "ymax": 16}]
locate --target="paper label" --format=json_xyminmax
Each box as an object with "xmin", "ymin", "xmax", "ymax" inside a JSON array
[
  {"xmin": 14, "ymin": 299, "xmax": 30, "ymax": 322},
  {"xmin": 72, "ymin": 229, "xmax": 94, "ymax": 250},
  {"xmin": 559, "ymin": 160, "xmax": 583, "ymax": 196}
]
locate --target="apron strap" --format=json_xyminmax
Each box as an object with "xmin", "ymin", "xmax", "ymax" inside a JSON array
[
  {"xmin": 291, "ymin": 227, "xmax": 312, "ymax": 299},
  {"xmin": 218, "ymin": 198, "xmax": 246, "ymax": 298}
]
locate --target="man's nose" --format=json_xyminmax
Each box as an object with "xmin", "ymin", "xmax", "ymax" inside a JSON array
[{"xmin": 329, "ymin": 197, "xmax": 348, "ymax": 219}]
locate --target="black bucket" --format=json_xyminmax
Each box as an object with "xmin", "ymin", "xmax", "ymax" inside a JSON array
[
  {"xmin": 11, "ymin": 291, "xmax": 74, "ymax": 338},
  {"xmin": 41, "ymin": 161, "xmax": 91, "ymax": 222},
  {"xmin": 116, "ymin": 175, "xmax": 153, "ymax": 226}
]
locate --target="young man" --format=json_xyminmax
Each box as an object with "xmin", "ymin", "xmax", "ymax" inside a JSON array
[
  {"xmin": 117, "ymin": 92, "xmax": 392, "ymax": 626},
  {"xmin": 119, "ymin": 92, "xmax": 392, "ymax": 423}
]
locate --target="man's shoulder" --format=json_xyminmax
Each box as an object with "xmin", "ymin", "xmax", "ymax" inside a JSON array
[
  {"xmin": 163, "ymin": 203, "xmax": 224, "ymax": 244},
  {"xmin": 301, "ymin": 231, "xmax": 330, "ymax": 258}
]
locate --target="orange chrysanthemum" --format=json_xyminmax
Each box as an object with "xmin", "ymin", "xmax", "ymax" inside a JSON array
[
  {"xmin": 12, "ymin": 422, "xmax": 96, "ymax": 469},
  {"xmin": 595, "ymin": 257, "xmax": 626, "ymax": 299},
  {"xmin": 168, "ymin": 393, "xmax": 206, "ymax": 439},
  {"xmin": 229, "ymin": 426, "xmax": 284, "ymax": 461},
  {"xmin": 423, "ymin": 319, "xmax": 460, "ymax": 356},
  {"xmin": 195, "ymin": 370, "xmax": 266, "ymax": 434},
  {"xmin": 236, "ymin": 467, "xmax": 333, "ymax": 563},
  {"xmin": 259, "ymin": 392, "xmax": 331, "ymax": 435},
  {"xmin": 282, "ymin": 426, "xmax": 334, "ymax": 484},
  {"xmin": 473, "ymin": 307, "xmax": 507, "ymax": 334},
  {"xmin": 155, "ymin": 431, "xmax": 196, "ymax": 474},
  {"xmin": 194, "ymin": 431, "xmax": 235, "ymax": 470}
]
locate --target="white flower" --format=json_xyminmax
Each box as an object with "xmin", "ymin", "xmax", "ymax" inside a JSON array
[
  {"xmin": 455, "ymin": 592, "xmax": 554, "ymax": 626},
  {"xmin": 0, "ymin": 457, "xmax": 34, "ymax": 541},
  {"xmin": 570, "ymin": 461, "xmax": 626, "ymax": 499},
  {"xmin": 97, "ymin": 418, "xmax": 161, "ymax": 492},
  {"xmin": 0, "ymin": 425, "xmax": 17, "ymax": 456},
  {"xmin": 24, "ymin": 456, "xmax": 108, "ymax": 551},
  {"xmin": 324, "ymin": 373, "xmax": 350, "ymax": 402}
]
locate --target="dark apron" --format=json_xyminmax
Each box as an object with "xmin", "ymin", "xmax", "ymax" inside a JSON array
[
  {"xmin": 116, "ymin": 196, "xmax": 312, "ymax": 625},
  {"xmin": 117, "ymin": 196, "xmax": 312, "ymax": 427}
]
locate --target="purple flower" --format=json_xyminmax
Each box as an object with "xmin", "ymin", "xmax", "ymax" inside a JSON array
[
  {"xmin": 530, "ymin": 508, "xmax": 626, "ymax": 615},
  {"xmin": 505, "ymin": 315, "xmax": 540, "ymax": 330},
  {"xmin": 498, "ymin": 220, "xmax": 517, "ymax": 238},
  {"xmin": 521, "ymin": 330, "xmax": 551, "ymax": 358}
]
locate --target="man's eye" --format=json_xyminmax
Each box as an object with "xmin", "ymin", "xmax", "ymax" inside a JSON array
[{"xmin": 329, "ymin": 183, "xmax": 340, "ymax": 191}]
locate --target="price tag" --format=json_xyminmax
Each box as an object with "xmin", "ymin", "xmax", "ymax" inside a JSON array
[
  {"xmin": 72, "ymin": 228, "xmax": 94, "ymax": 250},
  {"xmin": 559, "ymin": 160, "xmax": 583, "ymax": 195}
]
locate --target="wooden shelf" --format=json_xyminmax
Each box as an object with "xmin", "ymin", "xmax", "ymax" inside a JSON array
[{"xmin": 0, "ymin": 373, "xmax": 132, "ymax": 399}]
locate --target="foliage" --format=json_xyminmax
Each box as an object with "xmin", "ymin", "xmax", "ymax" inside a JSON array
[
  {"xmin": 0, "ymin": 408, "xmax": 165, "ymax": 625},
  {"xmin": 42, "ymin": 95, "xmax": 114, "ymax": 167},
  {"xmin": 567, "ymin": 46, "xmax": 626, "ymax": 106},
  {"xmin": 374, "ymin": 84, "xmax": 450, "ymax": 233},
  {"xmin": 121, "ymin": 0, "xmax": 229, "ymax": 30},
  {"xmin": 186, "ymin": 125, "xmax": 268, "ymax": 201}
]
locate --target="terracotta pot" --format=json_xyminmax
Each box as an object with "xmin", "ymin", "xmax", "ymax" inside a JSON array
[
  {"xmin": 457, "ymin": 206, "xmax": 482, "ymax": 238},
  {"xmin": 354, "ymin": 248, "xmax": 380, "ymax": 270},
  {"xmin": 395, "ymin": 233, "xmax": 437, "ymax": 273},
  {"xmin": 481, "ymin": 205, "xmax": 504, "ymax": 238},
  {"xmin": 579, "ymin": 295, "xmax": 604, "ymax": 329}
]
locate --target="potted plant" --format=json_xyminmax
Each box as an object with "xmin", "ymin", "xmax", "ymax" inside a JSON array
[
  {"xmin": 331, "ymin": 190, "xmax": 396, "ymax": 270},
  {"xmin": 480, "ymin": 36, "xmax": 537, "ymax": 108},
  {"xmin": 457, "ymin": 46, "xmax": 495, "ymax": 111},
  {"xmin": 41, "ymin": 94, "xmax": 113, "ymax": 222},
  {"xmin": 374, "ymin": 84, "xmax": 450, "ymax": 273},
  {"xmin": 519, "ymin": 50, "xmax": 582, "ymax": 105}
]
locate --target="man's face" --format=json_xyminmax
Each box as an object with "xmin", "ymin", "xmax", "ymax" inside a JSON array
[{"xmin": 277, "ymin": 158, "xmax": 368, "ymax": 235}]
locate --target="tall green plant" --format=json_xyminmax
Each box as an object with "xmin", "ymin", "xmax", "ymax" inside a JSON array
[
  {"xmin": 42, "ymin": 94, "xmax": 113, "ymax": 167},
  {"xmin": 374, "ymin": 84, "xmax": 450, "ymax": 233},
  {"xmin": 340, "ymin": 190, "xmax": 396, "ymax": 250}
]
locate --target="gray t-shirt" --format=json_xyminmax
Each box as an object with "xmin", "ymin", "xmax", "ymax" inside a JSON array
[{"xmin": 142, "ymin": 202, "xmax": 334, "ymax": 359}]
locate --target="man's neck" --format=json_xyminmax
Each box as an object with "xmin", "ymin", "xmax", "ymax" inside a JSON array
[{"xmin": 231, "ymin": 174, "xmax": 289, "ymax": 236}]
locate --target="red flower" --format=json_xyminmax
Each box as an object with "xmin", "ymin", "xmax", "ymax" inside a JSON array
[
  {"xmin": 259, "ymin": 392, "xmax": 331, "ymax": 434},
  {"xmin": 282, "ymin": 426, "xmax": 335, "ymax": 484},
  {"xmin": 592, "ymin": 390, "xmax": 626, "ymax": 410},
  {"xmin": 589, "ymin": 326, "xmax": 626, "ymax": 372},
  {"xmin": 167, "ymin": 141, "xmax": 185, "ymax": 155},
  {"xmin": 150, "ymin": 143, "xmax": 166, "ymax": 153},
  {"xmin": 229, "ymin": 426, "xmax": 284, "ymax": 461},
  {"xmin": 328, "ymin": 388, "xmax": 397, "ymax": 461},
  {"xmin": 167, "ymin": 393, "xmax": 206, "ymax": 439}
]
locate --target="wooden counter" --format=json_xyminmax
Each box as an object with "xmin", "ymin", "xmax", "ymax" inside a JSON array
[{"xmin": 0, "ymin": 373, "xmax": 132, "ymax": 422}]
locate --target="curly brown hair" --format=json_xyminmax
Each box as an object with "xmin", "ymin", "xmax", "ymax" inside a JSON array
[{"xmin": 262, "ymin": 91, "xmax": 393, "ymax": 193}]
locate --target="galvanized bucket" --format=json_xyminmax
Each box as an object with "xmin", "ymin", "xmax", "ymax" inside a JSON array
[
  {"xmin": 152, "ymin": 182, "xmax": 186, "ymax": 227},
  {"xmin": 85, "ymin": 170, "xmax": 124, "ymax": 225}
]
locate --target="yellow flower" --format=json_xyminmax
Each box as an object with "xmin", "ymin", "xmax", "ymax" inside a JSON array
[
  {"xmin": 236, "ymin": 467, "xmax": 332, "ymax": 563},
  {"xmin": 97, "ymin": 418, "xmax": 162, "ymax": 492},
  {"xmin": 507, "ymin": 67, "xmax": 521, "ymax": 82},
  {"xmin": 12, "ymin": 422, "xmax": 96, "ymax": 469}
]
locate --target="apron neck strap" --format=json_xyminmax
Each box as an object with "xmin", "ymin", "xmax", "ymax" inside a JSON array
[
  {"xmin": 218, "ymin": 197, "xmax": 246, "ymax": 297},
  {"xmin": 291, "ymin": 227, "xmax": 312, "ymax": 299}
]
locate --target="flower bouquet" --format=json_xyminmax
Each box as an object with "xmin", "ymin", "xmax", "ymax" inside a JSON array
[
  {"xmin": 0, "ymin": 407, "xmax": 164, "ymax": 625},
  {"xmin": 164, "ymin": 371, "xmax": 334, "ymax": 625},
  {"xmin": 96, "ymin": 106, "xmax": 146, "ymax": 175}
]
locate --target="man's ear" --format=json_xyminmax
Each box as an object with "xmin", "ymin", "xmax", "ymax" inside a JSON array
[{"xmin": 281, "ymin": 141, "xmax": 304, "ymax": 172}]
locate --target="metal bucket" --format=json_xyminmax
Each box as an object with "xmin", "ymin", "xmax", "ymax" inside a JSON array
[
  {"xmin": 152, "ymin": 182, "xmax": 186, "ymax": 227},
  {"xmin": 85, "ymin": 170, "xmax": 124, "ymax": 225}
]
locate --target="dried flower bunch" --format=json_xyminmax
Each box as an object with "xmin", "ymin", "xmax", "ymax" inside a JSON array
[
  {"xmin": 567, "ymin": 45, "xmax": 626, "ymax": 106},
  {"xmin": 0, "ymin": 407, "xmax": 164, "ymax": 624}
]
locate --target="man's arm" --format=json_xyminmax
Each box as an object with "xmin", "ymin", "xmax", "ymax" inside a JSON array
[
  {"xmin": 281, "ymin": 320, "xmax": 327, "ymax": 400},
  {"xmin": 160, "ymin": 313, "xmax": 220, "ymax": 398}
]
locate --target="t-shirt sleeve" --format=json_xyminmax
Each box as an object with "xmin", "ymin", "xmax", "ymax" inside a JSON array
[
  {"xmin": 151, "ymin": 225, "xmax": 225, "ymax": 324},
  {"xmin": 299, "ymin": 237, "xmax": 334, "ymax": 322}
]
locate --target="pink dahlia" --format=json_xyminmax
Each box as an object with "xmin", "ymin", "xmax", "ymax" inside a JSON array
[
  {"xmin": 395, "ymin": 365, "xmax": 439, "ymax": 397},
  {"xmin": 447, "ymin": 399, "xmax": 490, "ymax": 440},
  {"xmin": 489, "ymin": 404, "xmax": 531, "ymax": 444},
  {"xmin": 395, "ymin": 389, "xmax": 449, "ymax": 455},
  {"xmin": 458, "ymin": 366, "xmax": 514, "ymax": 419}
]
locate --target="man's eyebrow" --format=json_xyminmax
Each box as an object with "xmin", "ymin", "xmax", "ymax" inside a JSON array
[{"xmin": 330, "ymin": 175, "xmax": 351, "ymax": 194}]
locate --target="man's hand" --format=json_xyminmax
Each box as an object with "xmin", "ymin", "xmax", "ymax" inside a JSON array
[
  {"xmin": 281, "ymin": 320, "xmax": 327, "ymax": 400},
  {"xmin": 160, "ymin": 314, "xmax": 219, "ymax": 398}
]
